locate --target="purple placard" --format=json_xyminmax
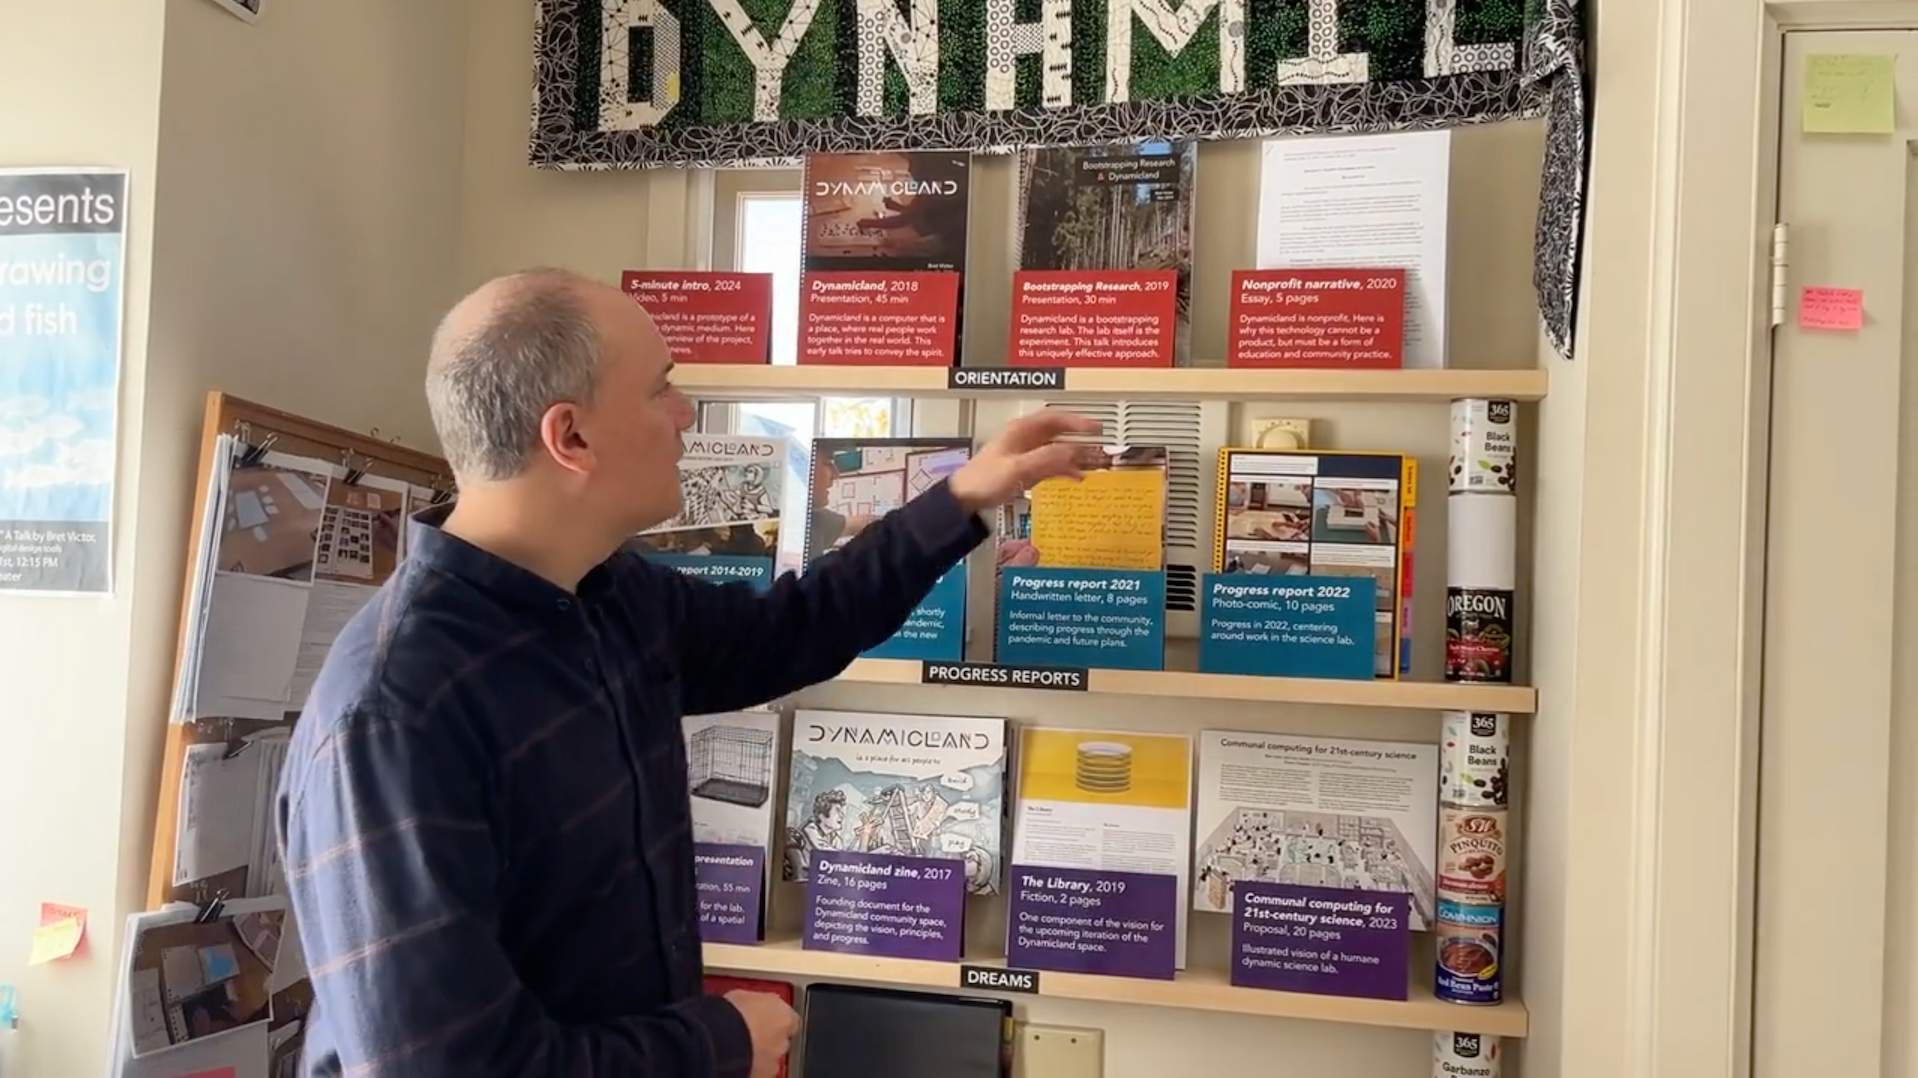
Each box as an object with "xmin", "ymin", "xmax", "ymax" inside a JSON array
[
  {"xmin": 694, "ymin": 843, "xmax": 765, "ymax": 944},
  {"xmin": 1005, "ymin": 865, "xmax": 1176, "ymax": 980},
  {"xmin": 1231, "ymin": 882, "xmax": 1409, "ymax": 1000},
  {"xmin": 802, "ymin": 850, "xmax": 965, "ymax": 962}
]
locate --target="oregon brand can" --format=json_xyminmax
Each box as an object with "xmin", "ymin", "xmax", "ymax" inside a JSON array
[
  {"xmin": 1438, "ymin": 807, "xmax": 1508, "ymax": 905},
  {"xmin": 1434, "ymin": 899, "xmax": 1503, "ymax": 1004},
  {"xmin": 1434, "ymin": 1031, "xmax": 1502, "ymax": 1076},
  {"xmin": 1441, "ymin": 711, "xmax": 1509, "ymax": 808},
  {"xmin": 1445, "ymin": 587, "xmax": 1514, "ymax": 683}
]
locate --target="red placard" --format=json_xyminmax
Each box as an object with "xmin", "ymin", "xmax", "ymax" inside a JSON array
[
  {"xmin": 1008, "ymin": 269, "xmax": 1177, "ymax": 368},
  {"xmin": 1227, "ymin": 269, "xmax": 1405, "ymax": 369},
  {"xmin": 621, "ymin": 270, "xmax": 773, "ymax": 363},
  {"xmin": 797, "ymin": 271, "xmax": 959, "ymax": 365}
]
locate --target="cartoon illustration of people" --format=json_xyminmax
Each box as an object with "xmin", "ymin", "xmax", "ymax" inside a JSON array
[{"xmin": 786, "ymin": 789, "xmax": 848, "ymax": 880}]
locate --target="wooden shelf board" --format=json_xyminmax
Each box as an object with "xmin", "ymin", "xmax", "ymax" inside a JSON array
[
  {"xmin": 832, "ymin": 658, "xmax": 1538, "ymax": 714},
  {"xmin": 672, "ymin": 364, "xmax": 1548, "ymax": 402},
  {"xmin": 705, "ymin": 938, "xmax": 1528, "ymax": 1038}
]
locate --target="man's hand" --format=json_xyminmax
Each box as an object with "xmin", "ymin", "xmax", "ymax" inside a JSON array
[
  {"xmin": 948, "ymin": 410, "xmax": 1105, "ymax": 514},
  {"xmin": 725, "ymin": 990, "xmax": 799, "ymax": 1078}
]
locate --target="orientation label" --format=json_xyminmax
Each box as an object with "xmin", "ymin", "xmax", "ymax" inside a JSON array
[
  {"xmin": 803, "ymin": 850, "xmax": 966, "ymax": 962},
  {"xmin": 693, "ymin": 843, "xmax": 764, "ymax": 945},
  {"xmin": 1231, "ymin": 882, "xmax": 1409, "ymax": 1000},
  {"xmin": 1007, "ymin": 865, "xmax": 1176, "ymax": 980}
]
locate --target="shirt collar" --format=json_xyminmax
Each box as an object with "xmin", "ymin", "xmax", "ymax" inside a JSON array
[{"xmin": 407, "ymin": 504, "xmax": 612, "ymax": 618}]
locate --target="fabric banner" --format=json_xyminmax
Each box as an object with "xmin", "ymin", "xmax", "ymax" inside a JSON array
[{"xmin": 531, "ymin": 0, "xmax": 1586, "ymax": 354}]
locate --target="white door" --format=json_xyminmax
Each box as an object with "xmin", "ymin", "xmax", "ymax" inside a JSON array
[{"xmin": 1756, "ymin": 29, "xmax": 1918, "ymax": 1078}]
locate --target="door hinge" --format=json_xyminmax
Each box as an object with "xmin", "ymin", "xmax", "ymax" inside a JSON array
[{"xmin": 1770, "ymin": 221, "xmax": 1790, "ymax": 328}]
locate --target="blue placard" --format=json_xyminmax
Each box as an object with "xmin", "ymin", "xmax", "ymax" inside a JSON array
[
  {"xmin": 644, "ymin": 553, "xmax": 774, "ymax": 591},
  {"xmin": 1198, "ymin": 574, "xmax": 1375, "ymax": 679},
  {"xmin": 995, "ymin": 568, "xmax": 1165, "ymax": 671},
  {"xmin": 865, "ymin": 564, "xmax": 965, "ymax": 661}
]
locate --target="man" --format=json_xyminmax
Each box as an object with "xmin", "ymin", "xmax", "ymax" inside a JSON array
[{"xmin": 275, "ymin": 268, "xmax": 1097, "ymax": 1078}]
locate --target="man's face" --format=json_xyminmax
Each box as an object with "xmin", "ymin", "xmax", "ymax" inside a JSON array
[{"xmin": 571, "ymin": 286, "xmax": 694, "ymax": 533}]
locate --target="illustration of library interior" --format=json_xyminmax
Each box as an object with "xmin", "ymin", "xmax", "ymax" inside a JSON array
[{"xmin": 7, "ymin": 3, "xmax": 1916, "ymax": 1077}]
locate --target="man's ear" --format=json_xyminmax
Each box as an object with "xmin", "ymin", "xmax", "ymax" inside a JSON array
[{"xmin": 539, "ymin": 402, "xmax": 594, "ymax": 476}]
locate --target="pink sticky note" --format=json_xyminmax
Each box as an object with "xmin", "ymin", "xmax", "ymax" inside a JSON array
[
  {"xmin": 1800, "ymin": 286, "xmax": 1864, "ymax": 331},
  {"xmin": 28, "ymin": 903, "xmax": 86, "ymax": 966}
]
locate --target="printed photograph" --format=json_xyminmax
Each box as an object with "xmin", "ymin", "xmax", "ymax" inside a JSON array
[
  {"xmin": 1221, "ymin": 541, "xmax": 1311, "ymax": 576},
  {"xmin": 805, "ymin": 439, "xmax": 971, "ymax": 563},
  {"xmin": 1311, "ymin": 482, "xmax": 1400, "ymax": 545},
  {"xmin": 216, "ymin": 460, "xmax": 329, "ymax": 580},
  {"xmin": 1224, "ymin": 477, "xmax": 1314, "ymax": 541},
  {"xmin": 127, "ymin": 908, "xmax": 284, "ymax": 1055},
  {"xmin": 1306, "ymin": 555, "xmax": 1398, "ymax": 611},
  {"xmin": 313, "ymin": 482, "xmax": 404, "ymax": 587},
  {"xmin": 802, "ymin": 151, "xmax": 972, "ymax": 272}
]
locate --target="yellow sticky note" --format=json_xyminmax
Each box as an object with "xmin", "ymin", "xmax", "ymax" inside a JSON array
[
  {"xmin": 28, "ymin": 916, "xmax": 84, "ymax": 966},
  {"xmin": 1804, "ymin": 54, "xmax": 1895, "ymax": 134}
]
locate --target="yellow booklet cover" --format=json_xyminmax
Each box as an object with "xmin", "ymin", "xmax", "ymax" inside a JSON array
[{"xmin": 1025, "ymin": 446, "xmax": 1167, "ymax": 571}]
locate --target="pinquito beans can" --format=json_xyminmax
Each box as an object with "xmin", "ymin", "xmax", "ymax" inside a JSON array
[
  {"xmin": 1434, "ymin": 899, "xmax": 1503, "ymax": 1005},
  {"xmin": 1438, "ymin": 806, "xmax": 1508, "ymax": 905},
  {"xmin": 1434, "ymin": 1032, "xmax": 1502, "ymax": 1077},
  {"xmin": 1446, "ymin": 587, "xmax": 1514, "ymax": 683},
  {"xmin": 1441, "ymin": 711, "xmax": 1510, "ymax": 808}
]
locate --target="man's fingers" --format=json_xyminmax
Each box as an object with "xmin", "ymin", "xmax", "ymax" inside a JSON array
[
  {"xmin": 1006, "ymin": 409, "xmax": 1102, "ymax": 448},
  {"xmin": 1016, "ymin": 443, "xmax": 1088, "ymax": 486}
]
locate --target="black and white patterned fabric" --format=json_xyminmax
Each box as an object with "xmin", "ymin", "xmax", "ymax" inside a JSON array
[{"xmin": 530, "ymin": 0, "xmax": 1588, "ymax": 356}]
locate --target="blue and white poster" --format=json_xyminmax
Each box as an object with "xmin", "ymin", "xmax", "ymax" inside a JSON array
[{"xmin": 0, "ymin": 169, "xmax": 127, "ymax": 593}]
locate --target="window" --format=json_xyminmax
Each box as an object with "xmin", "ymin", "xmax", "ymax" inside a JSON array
[{"xmin": 724, "ymin": 188, "xmax": 908, "ymax": 439}]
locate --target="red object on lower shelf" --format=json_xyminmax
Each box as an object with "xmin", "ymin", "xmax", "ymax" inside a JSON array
[{"xmin": 704, "ymin": 974, "xmax": 795, "ymax": 1078}]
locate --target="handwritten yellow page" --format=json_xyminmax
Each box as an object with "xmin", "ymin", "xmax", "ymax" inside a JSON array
[{"xmin": 1029, "ymin": 466, "xmax": 1166, "ymax": 570}]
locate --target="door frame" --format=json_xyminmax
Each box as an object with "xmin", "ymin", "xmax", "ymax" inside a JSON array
[{"xmin": 1595, "ymin": 3, "xmax": 1918, "ymax": 1076}]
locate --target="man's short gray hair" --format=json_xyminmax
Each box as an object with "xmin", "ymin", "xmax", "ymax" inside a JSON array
[{"xmin": 426, "ymin": 269, "xmax": 601, "ymax": 481}]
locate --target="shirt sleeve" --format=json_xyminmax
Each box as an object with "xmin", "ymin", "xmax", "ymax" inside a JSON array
[
  {"xmin": 278, "ymin": 710, "xmax": 754, "ymax": 1078},
  {"xmin": 656, "ymin": 478, "xmax": 989, "ymax": 716}
]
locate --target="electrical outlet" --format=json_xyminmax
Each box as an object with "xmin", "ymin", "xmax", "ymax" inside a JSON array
[{"xmin": 1014, "ymin": 1023, "xmax": 1104, "ymax": 1078}]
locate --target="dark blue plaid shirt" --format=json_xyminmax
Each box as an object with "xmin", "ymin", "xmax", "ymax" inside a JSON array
[{"xmin": 277, "ymin": 482, "xmax": 985, "ymax": 1077}]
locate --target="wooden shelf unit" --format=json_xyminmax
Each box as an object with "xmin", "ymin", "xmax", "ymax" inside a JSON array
[
  {"xmin": 671, "ymin": 364, "xmax": 1548, "ymax": 401},
  {"xmin": 705, "ymin": 938, "xmax": 1528, "ymax": 1038},
  {"xmin": 831, "ymin": 658, "xmax": 1538, "ymax": 714}
]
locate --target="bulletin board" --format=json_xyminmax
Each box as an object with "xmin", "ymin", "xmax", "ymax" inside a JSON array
[{"xmin": 142, "ymin": 392, "xmax": 449, "ymax": 909}]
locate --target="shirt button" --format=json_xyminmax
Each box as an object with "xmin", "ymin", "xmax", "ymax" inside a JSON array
[{"xmin": 556, "ymin": 598, "xmax": 572, "ymax": 612}]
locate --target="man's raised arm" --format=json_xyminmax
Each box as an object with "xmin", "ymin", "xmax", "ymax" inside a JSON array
[{"xmin": 648, "ymin": 411, "xmax": 1101, "ymax": 715}]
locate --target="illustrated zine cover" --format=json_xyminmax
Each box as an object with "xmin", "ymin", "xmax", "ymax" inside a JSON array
[
  {"xmin": 1016, "ymin": 141, "xmax": 1197, "ymax": 362},
  {"xmin": 783, "ymin": 709, "xmax": 1007, "ymax": 896},
  {"xmin": 1193, "ymin": 731, "xmax": 1438, "ymax": 930},
  {"xmin": 631, "ymin": 434, "xmax": 787, "ymax": 561}
]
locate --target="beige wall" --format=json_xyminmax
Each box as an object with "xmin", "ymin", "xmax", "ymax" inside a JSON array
[
  {"xmin": 0, "ymin": 1, "xmax": 464, "ymax": 1073},
  {"xmin": 0, "ymin": 4, "xmax": 164, "ymax": 1075}
]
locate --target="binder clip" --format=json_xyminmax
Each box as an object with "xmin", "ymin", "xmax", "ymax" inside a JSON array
[
  {"xmin": 340, "ymin": 448, "xmax": 368, "ymax": 487},
  {"xmin": 194, "ymin": 888, "xmax": 230, "ymax": 925},
  {"xmin": 430, "ymin": 483, "xmax": 455, "ymax": 506},
  {"xmin": 238, "ymin": 432, "xmax": 279, "ymax": 468}
]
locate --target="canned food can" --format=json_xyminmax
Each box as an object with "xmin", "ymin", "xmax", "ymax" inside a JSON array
[
  {"xmin": 1441, "ymin": 712, "xmax": 1510, "ymax": 808},
  {"xmin": 1445, "ymin": 587, "xmax": 1514, "ymax": 683},
  {"xmin": 1438, "ymin": 807, "xmax": 1508, "ymax": 905},
  {"xmin": 1449, "ymin": 399, "xmax": 1518, "ymax": 495},
  {"xmin": 1434, "ymin": 1031, "xmax": 1502, "ymax": 1076},
  {"xmin": 1434, "ymin": 900, "xmax": 1502, "ymax": 1004}
]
